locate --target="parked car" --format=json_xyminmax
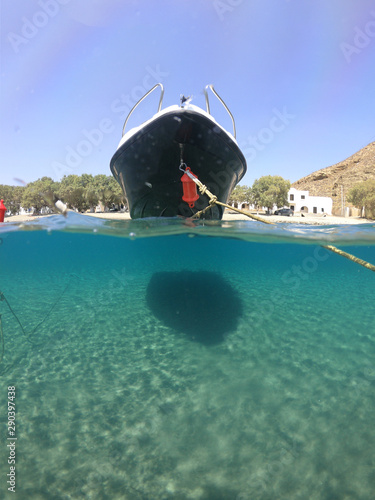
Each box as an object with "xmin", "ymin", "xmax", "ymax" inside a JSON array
[{"xmin": 274, "ymin": 208, "xmax": 293, "ymax": 216}]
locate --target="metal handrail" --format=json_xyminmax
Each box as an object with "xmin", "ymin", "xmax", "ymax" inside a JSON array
[
  {"xmin": 203, "ymin": 84, "xmax": 236, "ymax": 139},
  {"xmin": 122, "ymin": 83, "xmax": 164, "ymax": 136}
]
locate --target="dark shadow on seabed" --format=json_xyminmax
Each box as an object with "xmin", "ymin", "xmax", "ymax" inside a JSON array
[{"xmin": 146, "ymin": 270, "xmax": 243, "ymax": 345}]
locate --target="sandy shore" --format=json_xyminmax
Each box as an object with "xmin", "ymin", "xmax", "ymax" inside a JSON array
[
  {"xmin": 223, "ymin": 212, "xmax": 373, "ymax": 225},
  {"xmin": 2, "ymin": 211, "xmax": 373, "ymax": 225}
]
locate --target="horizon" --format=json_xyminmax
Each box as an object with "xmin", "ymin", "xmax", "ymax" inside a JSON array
[{"xmin": 1, "ymin": 1, "xmax": 375, "ymax": 188}]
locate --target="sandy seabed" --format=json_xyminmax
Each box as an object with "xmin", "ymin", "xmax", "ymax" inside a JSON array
[
  {"xmin": 1, "ymin": 214, "xmax": 374, "ymax": 498},
  {"xmin": 1, "ymin": 239, "xmax": 374, "ymax": 499}
]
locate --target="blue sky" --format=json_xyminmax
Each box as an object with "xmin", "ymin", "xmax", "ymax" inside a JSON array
[{"xmin": 1, "ymin": 0, "xmax": 374, "ymax": 188}]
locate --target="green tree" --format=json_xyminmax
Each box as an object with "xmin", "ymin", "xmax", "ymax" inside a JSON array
[
  {"xmin": 2, "ymin": 173, "xmax": 127, "ymax": 214},
  {"xmin": 229, "ymin": 185, "xmax": 251, "ymax": 205},
  {"xmin": 347, "ymin": 179, "xmax": 375, "ymax": 218},
  {"xmin": 0, "ymin": 185, "xmax": 26, "ymax": 214},
  {"xmin": 58, "ymin": 174, "xmax": 125, "ymax": 212},
  {"xmin": 93, "ymin": 175, "xmax": 124, "ymax": 209},
  {"xmin": 58, "ymin": 175, "xmax": 97, "ymax": 212},
  {"xmin": 21, "ymin": 177, "xmax": 59, "ymax": 214},
  {"xmin": 250, "ymin": 175, "xmax": 290, "ymax": 212},
  {"xmin": 80, "ymin": 174, "xmax": 99, "ymax": 210},
  {"xmin": 12, "ymin": 186, "xmax": 26, "ymax": 214},
  {"xmin": 85, "ymin": 187, "xmax": 99, "ymax": 210},
  {"xmin": 0, "ymin": 185, "xmax": 13, "ymax": 207}
]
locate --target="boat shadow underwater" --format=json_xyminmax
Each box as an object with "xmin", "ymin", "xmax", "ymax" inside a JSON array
[{"xmin": 146, "ymin": 270, "xmax": 243, "ymax": 345}]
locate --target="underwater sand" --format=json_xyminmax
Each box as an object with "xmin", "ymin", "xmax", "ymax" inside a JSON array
[{"xmin": 0, "ymin": 214, "xmax": 374, "ymax": 499}]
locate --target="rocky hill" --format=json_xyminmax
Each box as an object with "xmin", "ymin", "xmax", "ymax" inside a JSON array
[{"xmin": 292, "ymin": 141, "xmax": 375, "ymax": 215}]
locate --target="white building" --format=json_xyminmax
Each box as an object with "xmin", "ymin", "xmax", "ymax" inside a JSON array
[{"xmin": 288, "ymin": 188, "xmax": 332, "ymax": 215}]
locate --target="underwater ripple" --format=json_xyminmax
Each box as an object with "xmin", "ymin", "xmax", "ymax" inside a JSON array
[{"xmin": 0, "ymin": 214, "xmax": 374, "ymax": 499}]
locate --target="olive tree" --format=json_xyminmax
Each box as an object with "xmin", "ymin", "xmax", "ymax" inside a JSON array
[
  {"xmin": 348, "ymin": 179, "xmax": 375, "ymax": 218},
  {"xmin": 250, "ymin": 175, "xmax": 290, "ymax": 212}
]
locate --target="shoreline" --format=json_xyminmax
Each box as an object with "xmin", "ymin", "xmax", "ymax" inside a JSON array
[{"xmin": 2, "ymin": 211, "xmax": 373, "ymax": 226}]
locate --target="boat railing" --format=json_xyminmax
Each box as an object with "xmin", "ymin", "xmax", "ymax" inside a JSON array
[
  {"xmin": 204, "ymin": 84, "xmax": 236, "ymax": 139},
  {"xmin": 122, "ymin": 83, "xmax": 164, "ymax": 137}
]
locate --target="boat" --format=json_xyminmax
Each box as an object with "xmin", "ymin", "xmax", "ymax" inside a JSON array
[{"xmin": 110, "ymin": 84, "xmax": 247, "ymax": 219}]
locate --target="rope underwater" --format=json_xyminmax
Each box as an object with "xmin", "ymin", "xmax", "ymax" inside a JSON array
[
  {"xmin": 321, "ymin": 245, "xmax": 375, "ymax": 272},
  {"xmin": 0, "ymin": 276, "xmax": 76, "ymax": 364},
  {"xmin": 0, "ymin": 314, "xmax": 4, "ymax": 364},
  {"xmin": 0, "ymin": 291, "xmax": 28, "ymax": 338},
  {"xmin": 180, "ymin": 166, "xmax": 375, "ymax": 273}
]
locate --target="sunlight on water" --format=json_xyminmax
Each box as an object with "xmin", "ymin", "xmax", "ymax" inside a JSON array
[{"xmin": 0, "ymin": 214, "xmax": 374, "ymax": 499}]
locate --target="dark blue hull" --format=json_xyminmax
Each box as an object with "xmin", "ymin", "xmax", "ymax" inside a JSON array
[{"xmin": 110, "ymin": 108, "xmax": 247, "ymax": 219}]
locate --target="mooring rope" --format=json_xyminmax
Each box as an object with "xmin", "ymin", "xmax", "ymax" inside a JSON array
[
  {"xmin": 0, "ymin": 276, "xmax": 76, "ymax": 363},
  {"xmin": 0, "ymin": 315, "xmax": 4, "ymax": 364},
  {"xmin": 322, "ymin": 245, "xmax": 375, "ymax": 272},
  {"xmin": 182, "ymin": 167, "xmax": 375, "ymax": 273},
  {"xmin": 27, "ymin": 280, "xmax": 72, "ymax": 341},
  {"xmin": 0, "ymin": 291, "xmax": 28, "ymax": 339}
]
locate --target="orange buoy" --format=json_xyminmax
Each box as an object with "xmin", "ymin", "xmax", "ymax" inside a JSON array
[
  {"xmin": 0, "ymin": 199, "xmax": 7, "ymax": 222},
  {"xmin": 181, "ymin": 167, "xmax": 199, "ymax": 208}
]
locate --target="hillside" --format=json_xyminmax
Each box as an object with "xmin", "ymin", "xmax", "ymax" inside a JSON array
[{"xmin": 292, "ymin": 141, "xmax": 375, "ymax": 215}]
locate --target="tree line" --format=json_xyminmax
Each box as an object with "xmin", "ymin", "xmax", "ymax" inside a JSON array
[
  {"xmin": 229, "ymin": 176, "xmax": 375, "ymax": 217},
  {"xmin": 228, "ymin": 175, "xmax": 291, "ymax": 212},
  {"xmin": 1, "ymin": 174, "xmax": 373, "ymax": 216},
  {"xmin": 1, "ymin": 174, "xmax": 291, "ymax": 215},
  {"xmin": 0, "ymin": 174, "xmax": 125, "ymax": 215}
]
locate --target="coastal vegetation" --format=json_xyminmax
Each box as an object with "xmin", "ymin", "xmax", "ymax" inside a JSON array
[
  {"xmin": 347, "ymin": 179, "xmax": 375, "ymax": 218},
  {"xmin": 1, "ymin": 174, "xmax": 290, "ymax": 215},
  {"xmin": 228, "ymin": 175, "xmax": 290, "ymax": 211},
  {"xmin": 0, "ymin": 174, "xmax": 124, "ymax": 214},
  {"xmin": 2, "ymin": 174, "xmax": 373, "ymax": 218}
]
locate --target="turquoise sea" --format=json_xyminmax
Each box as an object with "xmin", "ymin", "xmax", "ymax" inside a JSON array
[{"xmin": 1, "ymin": 213, "xmax": 375, "ymax": 500}]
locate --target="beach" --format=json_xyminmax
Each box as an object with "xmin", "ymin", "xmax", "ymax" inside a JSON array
[{"xmin": 3, "ymin": 211, "xmax": 373, "ymax": 225}]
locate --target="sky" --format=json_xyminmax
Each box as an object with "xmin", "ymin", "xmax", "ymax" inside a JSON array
[{"xmin": 1, "ymin": 0, "xmax": 375, "ymax": 188}]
